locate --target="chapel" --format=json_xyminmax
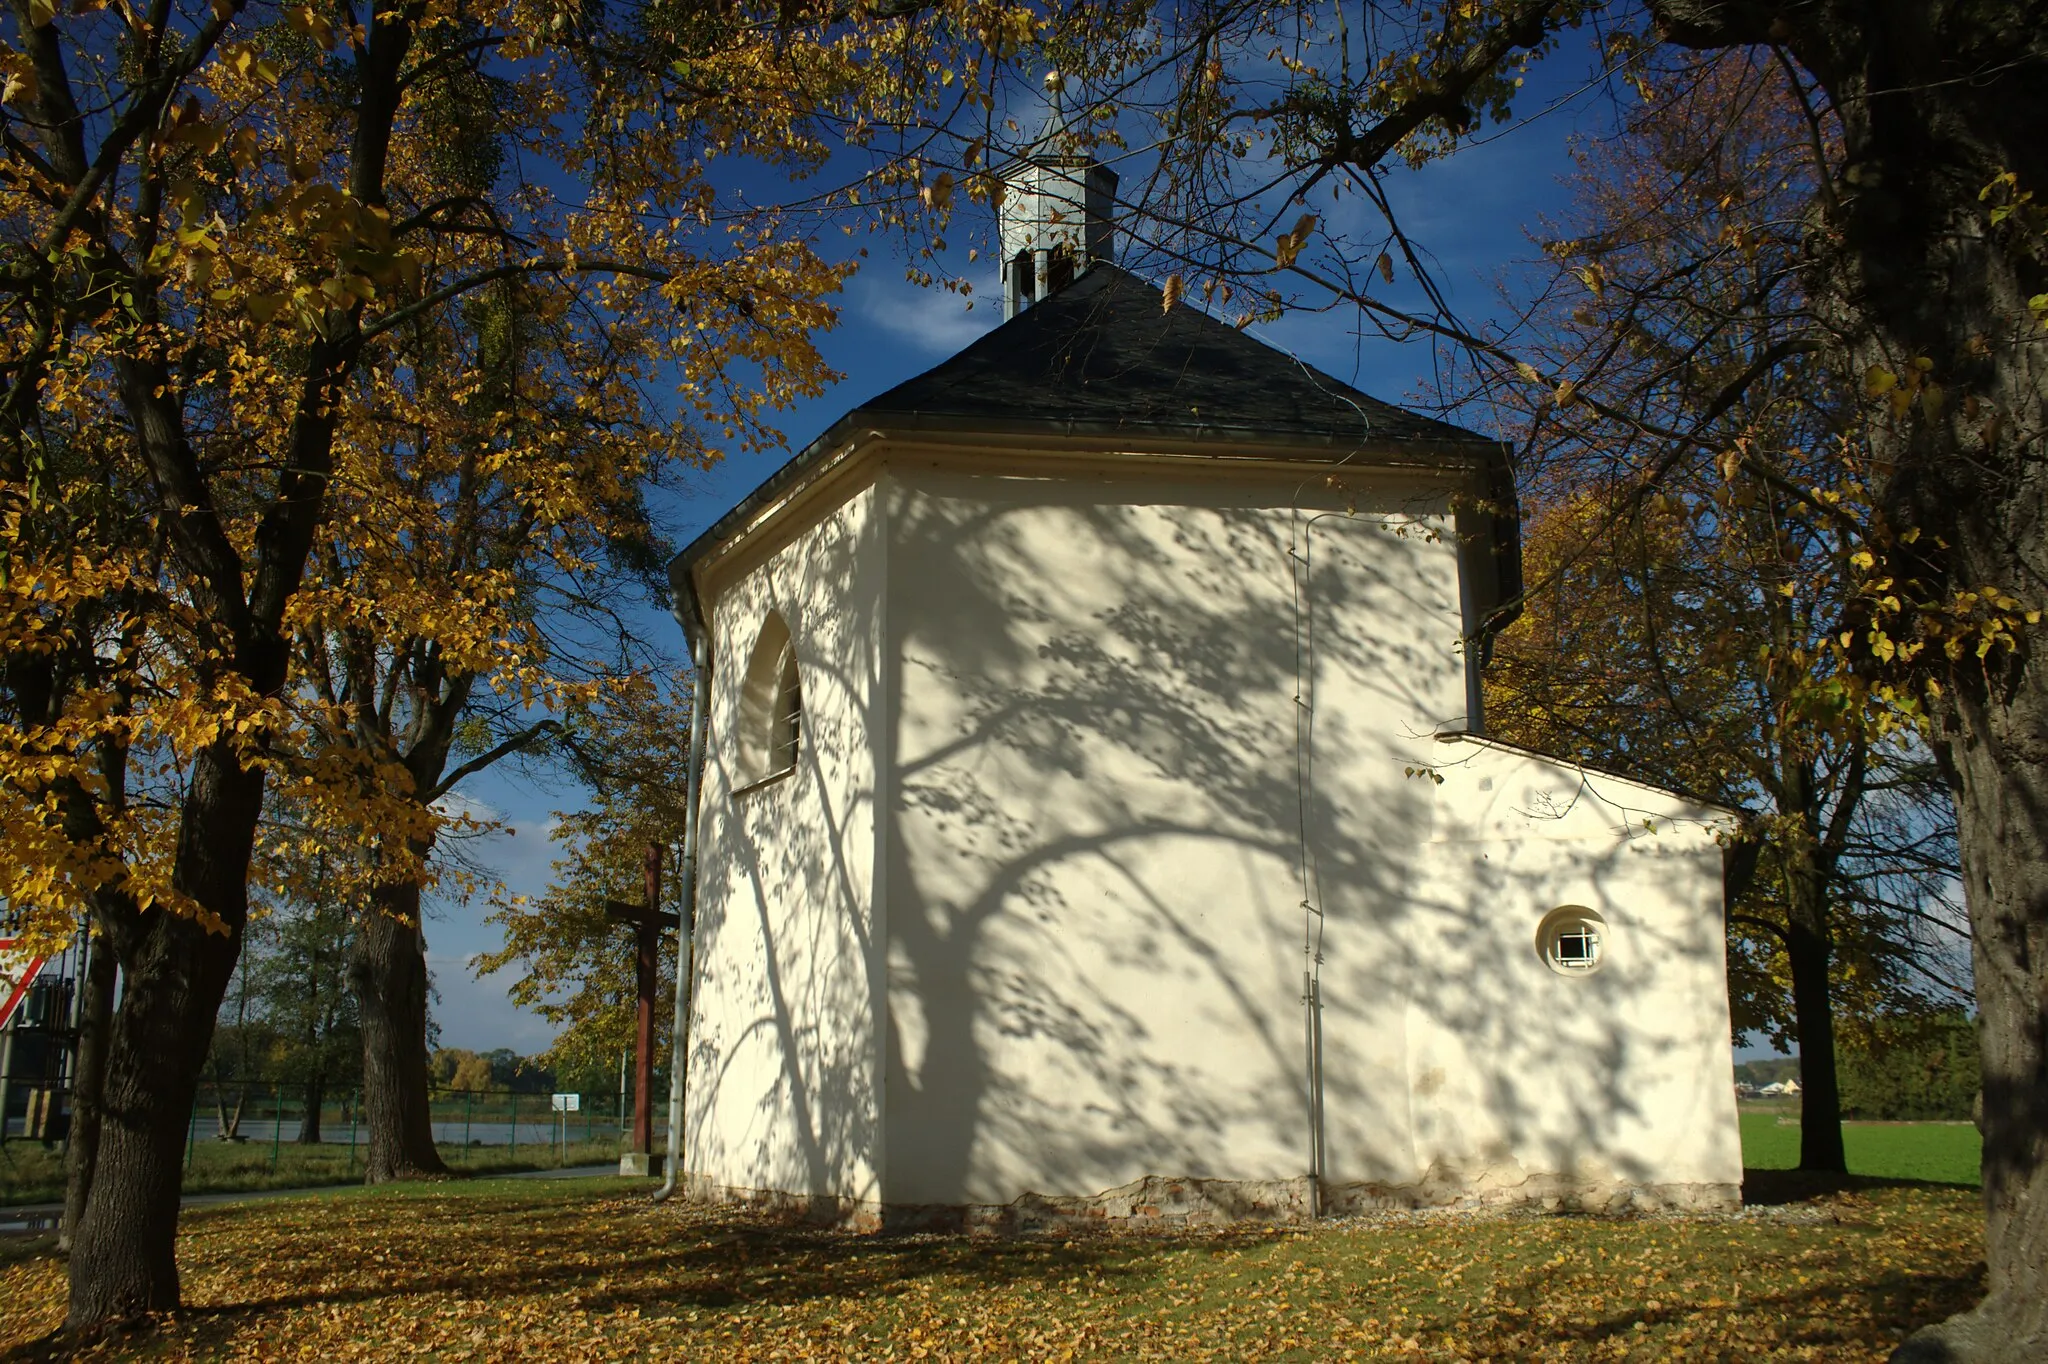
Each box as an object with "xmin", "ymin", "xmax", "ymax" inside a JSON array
[{"xmin": 662, "ymin": 121, "xmax": 1742, "ymax": 1229}]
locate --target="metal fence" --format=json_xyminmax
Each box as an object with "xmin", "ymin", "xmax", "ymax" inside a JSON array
[{"xmin": 173, "ymin": 1082, "xmax": 652, "ymax": 1173}]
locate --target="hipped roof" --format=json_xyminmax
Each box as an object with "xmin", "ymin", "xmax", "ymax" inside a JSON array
[
  {"xmin": 858, "ymin": 264, "xmax": 1494, "ymax": 446},
  {"xmin": 669, "ymin": 264, "xmax": 1519, "ymax": 626}
]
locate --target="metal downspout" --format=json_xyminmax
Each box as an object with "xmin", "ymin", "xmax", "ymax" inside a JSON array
[{"xmin": 653, "ymin": 621, "xmax": 712, "ymax": 1202}]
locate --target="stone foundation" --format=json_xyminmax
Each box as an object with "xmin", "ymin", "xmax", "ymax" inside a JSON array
[
  {"xmin": 677, "ymin": 1167, "xmax": 1739, "ymax": 1234},
  {"xmin": 679, "ymin": 1172, "xmax": 885, "ymax": 1231},
  {"xmin": 1320, "ymin": 1163, "xmax": 1740, "ymax": 1218}
]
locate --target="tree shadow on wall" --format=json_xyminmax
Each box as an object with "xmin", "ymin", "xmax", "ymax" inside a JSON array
[
  {"xmin": 690, "ymin": 468, "xmax": 1737, "ymax": 1213},
  {"xmin": 870, "ymin": 474, "xmax": 1723, "ymax": 1206},
  {"xmin": 683, "ymin": 490, "xmax": 887, "ymax": 1205}
]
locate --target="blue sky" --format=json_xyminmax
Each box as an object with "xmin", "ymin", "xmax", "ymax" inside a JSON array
[{"xmin": 425, "ymin": 45, "xmax": 1697, "ymax": 1056}]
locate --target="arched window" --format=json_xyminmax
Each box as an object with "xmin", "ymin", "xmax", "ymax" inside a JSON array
[
  {"xmin": 737, "ymin": 613, "xmax": 803, "ymax": 786},
  {"xmin": 1010, "ymin": 250, "xmax": 1036, "ymax": 308}
]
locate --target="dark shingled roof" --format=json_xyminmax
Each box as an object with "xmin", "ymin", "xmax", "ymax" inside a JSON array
[
  {"xmin": 859, "ymin": 264, "xmax": 1495, "ymax": 448},
  {"xmin": 669, "ymin": 262, "xmax": 1518, "ymax": 633}
]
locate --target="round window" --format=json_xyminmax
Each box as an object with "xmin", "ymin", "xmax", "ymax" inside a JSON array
[{"xmin": 1537, "ymin": 906, "xmax": 1608, "ymax": 976}]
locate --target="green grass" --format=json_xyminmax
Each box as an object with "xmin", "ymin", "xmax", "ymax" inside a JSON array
[
  {"xmin": 1740, "ymin": 1108, "xmax": 1982, "ymax": 1185},
  {"xmin": 0, "ymin": 1137, "xmax": 626, "ymax": 1207}
]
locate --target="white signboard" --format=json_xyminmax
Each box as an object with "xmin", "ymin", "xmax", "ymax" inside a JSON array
[
  {"xmin": 551, "ymin": 1092, "xmax": 580, "ymax": 1113},
  {"xmin": 0, "ymin": 937, "xmax": 49, "ymax": 1030}
]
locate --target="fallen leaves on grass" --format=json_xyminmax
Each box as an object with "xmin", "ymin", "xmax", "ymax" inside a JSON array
[{"xmin": 0, "ymin": 1180, "xmax": 1983, "ymax": 1360}]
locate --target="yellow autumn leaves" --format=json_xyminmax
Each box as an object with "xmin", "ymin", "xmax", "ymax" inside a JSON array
[{"xmin": 0, "ymin": 1178, "xmax": 1988, "ymax": 1360}]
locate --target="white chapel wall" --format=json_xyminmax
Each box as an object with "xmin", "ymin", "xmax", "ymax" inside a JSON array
[
  {"xmin": 683, "ymin": 478, "xmax": 887, "ymax": 1209},
  {"xmin": 880, "ymin": 463, "xmax": 1477, "ymax": 1207},
  {"xmin": 880, "ymin": 459, "xmax": 1740, "ymax": 1213}
]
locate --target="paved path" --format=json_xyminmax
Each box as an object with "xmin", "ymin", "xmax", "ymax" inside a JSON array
[{"xmin": 2, "ymin": 1163, "xmax": 645, "ymax": 1231}]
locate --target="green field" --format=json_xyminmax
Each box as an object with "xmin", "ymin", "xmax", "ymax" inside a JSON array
[{"xmin": 1740, "ymin": 1108, "xmax": 1982, "ymax": 1186}]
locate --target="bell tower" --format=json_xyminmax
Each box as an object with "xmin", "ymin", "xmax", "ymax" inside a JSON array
[{"xmin": 999, "ymin": 72, "xmax": 1118, "ymax": 318}]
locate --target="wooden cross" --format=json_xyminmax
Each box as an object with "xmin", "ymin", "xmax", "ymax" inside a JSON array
[{"xmin": 605, "ymin": 844, "xmax": 678, "ymax": 1160}]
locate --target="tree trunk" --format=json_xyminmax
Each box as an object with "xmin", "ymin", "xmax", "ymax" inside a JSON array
[
  {"xmin": 298, "ymin": 1070, "xmax": 325, "ymax": 1146},
  {"xmin": 214, "ymin": 1086, "xmax": 246, "ymax": 1142},
  {"xmin": 1950, "ymin": 686, "xmax": 2048, "ymax": 1350},
  {"xmin": 64, "ymin": 929, "xmax": 225, "ymax": 1322},
  {"xmin": 1805, "ymin": 14, "xmax": 2048, "ymax": 1354},
  {"xmin": 66, "ymin": 748, "xmax": 257, "ymax": 1325},
  {"xmin": 58, "ymin": 931, "xmax": 116, "ymax": 1256},
  {"xmin": 1784, "ymin": 903, "xmax": 1848, "ymax": 1174},
  {"xmin": 1898, "ymin": 681, "xmax": 2048, "ymax": 1360},
  {"xmin": 350, "ymin": 878, "xmax": 446, "ymax": 1183},
  {"xmin": 298, "ymin": 937, "xmax": 325, "ymax": 1146}
]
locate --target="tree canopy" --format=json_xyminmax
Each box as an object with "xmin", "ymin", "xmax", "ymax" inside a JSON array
[{"xmin": 0, "ymin": 0, "xmax": 1033, "ymax": 1323}]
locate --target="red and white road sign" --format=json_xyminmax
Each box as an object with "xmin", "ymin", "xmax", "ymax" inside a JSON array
[{"xmin": 0, "ymin": 937, "xmax": 50, "ymax": 1029}]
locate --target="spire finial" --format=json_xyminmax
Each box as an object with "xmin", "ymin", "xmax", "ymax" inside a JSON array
[{"xmin": 1040, "ymin": 69, "xmax": 1067, "ymax": 142}]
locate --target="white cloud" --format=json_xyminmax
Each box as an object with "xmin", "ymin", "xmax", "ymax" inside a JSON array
[
  {"xmin": 851, "ymin": 272, "xmax": 998, "ymax": 357},
  {"xmin": 431, "ymin": 788, "xmax": 503, "ymax": 824},
  {"xmin": 436, "ymin": 813, "xmax": 564, "ymax": 905}
]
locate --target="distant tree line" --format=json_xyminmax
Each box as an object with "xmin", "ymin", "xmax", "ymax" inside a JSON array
[
  {"xmin": 1734, "ymin": 1058, "xmax": 1803, "ymax": 1089},
  {"xmin": 1838, "ymin": 1012, "xmax": 1981, "ymax": 1124},
  {"xmin": 425, "ymin": 1047, "xmax": 637, "ymax": 1100},
  {"xmin": 1734, "ymin": 1015, "xmax": 1980, "ymax": 1123}
]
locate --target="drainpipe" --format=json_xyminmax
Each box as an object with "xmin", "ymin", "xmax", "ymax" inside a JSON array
[{"xmin": 653, "ymin": 614, "xmax": 711, "ymax": 1202}]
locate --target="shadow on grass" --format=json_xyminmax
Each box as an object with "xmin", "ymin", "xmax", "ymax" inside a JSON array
[
  {"xmin": 1554, "ymin": 1265, "xmax": 1987, "ymax": 1353},
  {"xmin": 1742, "ymin": 1167, "xmax": 1981, "ymax": 1206},
  {"xmin": 572, "ymin": 1218, "xmax": 1274, "ymax": 1318},
  {"xmin": 3, "ymin": 1193, "xmax": 1275, "ymax": 1362},
  {"xmin": 205, "ymin": 1204, "xmax": 1232, "ymax": 1317}
]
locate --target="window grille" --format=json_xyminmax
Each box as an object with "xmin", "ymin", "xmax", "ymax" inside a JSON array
[
  {"xmin": 769, "ymin": 648, "xmax": 802, "ymax": 776},
  {"xmin": 1536, "ymin": 906, "xmax": 1608, "ymax": 976},
  {"xmin": 1552, "ymin": 925, "xmax": 1599, "ymax": 969}
]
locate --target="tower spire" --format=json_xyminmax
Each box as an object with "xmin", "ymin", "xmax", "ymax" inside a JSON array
[{"xmin": 998, "ymin": 71, "xmax": 1117, "ymax": 319}]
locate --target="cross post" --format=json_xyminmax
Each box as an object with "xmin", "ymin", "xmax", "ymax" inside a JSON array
[{"xmin": 605, "ymin": 843, "xmax": 678, "ymax": 1174}]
